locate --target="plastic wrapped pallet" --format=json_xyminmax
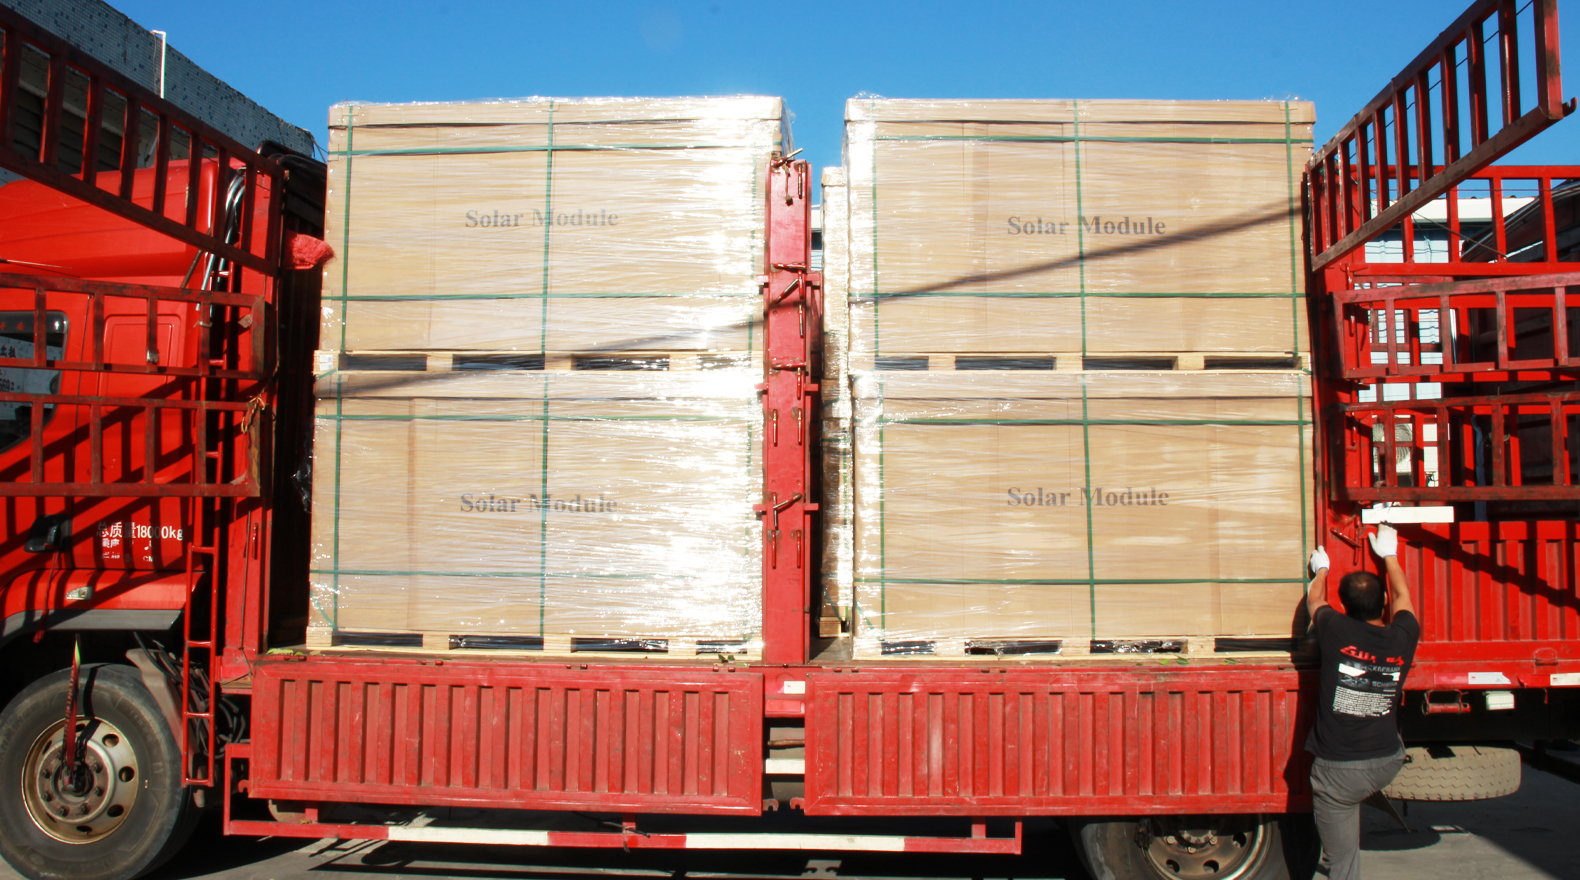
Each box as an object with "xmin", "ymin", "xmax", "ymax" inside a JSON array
[
  {"xmin": 819, "ymin": 167, "xmax": 854, "ymax": 633},
  {"xmin": 323, "ymin": 97, "xmax": 784, "ymax": 355},
  {"xmin": 851, "ymin": 370, "xmax": 1312, "ymax": 657},
  {"xmin": 307, "ymin": 369, "xmax": 762, "ymax": 653},
  {"xmin": 844, "ymin": 99, "xmax": 1313, "ymax": 363}
]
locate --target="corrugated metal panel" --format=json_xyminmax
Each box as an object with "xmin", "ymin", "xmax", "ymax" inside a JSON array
[
  {"xmin": 804, "ymin": 669, "xmax": 1313, "ymax": 816},
  {"xmin": 1404, "ymin": 522, "xmax": 1580, "ymax": 660},
  {"xmin": 248, "ymin": 658, "xmax": 763, "ymax": 814}
]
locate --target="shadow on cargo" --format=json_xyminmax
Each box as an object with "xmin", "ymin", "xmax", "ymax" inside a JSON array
[
  {"xmin": 859, "ymin": 201, "xmax": 1298, "ymax": 298},
  {"xmin": 318, "ymin": 202, "xmax": 1299, "ymax": 397}
]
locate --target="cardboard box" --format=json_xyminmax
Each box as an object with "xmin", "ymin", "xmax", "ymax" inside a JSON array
[
  {"xmin": 308, "ymin": 371, "xmax": 762, "ymax": 642},
  {"xmin": 322, "ymin": 97, "xmax": 783, "ymax": 353},
  {"xmin": 844, "ymin": 99, "xmax": 1313, "ymax": 357},
  {"xmin": 851, "ymin": 371, "xmax": 1312, "ymax": 647}
]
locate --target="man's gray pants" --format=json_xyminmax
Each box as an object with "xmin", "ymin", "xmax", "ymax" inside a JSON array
[{"xmin": 1309, "ymin": 748, "xmax": 1406, "ymax": 880}]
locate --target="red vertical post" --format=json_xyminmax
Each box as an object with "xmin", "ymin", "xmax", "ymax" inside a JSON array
[{"xmin": 757, "ymin": 156, "xmax": 822, "ymax": 667}]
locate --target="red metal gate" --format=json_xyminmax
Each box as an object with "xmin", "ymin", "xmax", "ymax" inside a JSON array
[
  {"xmin": 246, "ymin": 657, "xmax": 765, "ymax": 814},
  {"xmin": 803, "ymin": 669, "xmax": 1313, "ymax": 816}
]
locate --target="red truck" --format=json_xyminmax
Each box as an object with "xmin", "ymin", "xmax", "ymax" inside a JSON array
[{"xmin": 1, "ymin": 2, "xmax": 1577, "ymax": 880}]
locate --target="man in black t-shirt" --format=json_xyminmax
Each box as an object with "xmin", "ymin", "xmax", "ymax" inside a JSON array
[{"xmin": 1305, "ymin": 524, "xmax": 1420, "ymax": 880}]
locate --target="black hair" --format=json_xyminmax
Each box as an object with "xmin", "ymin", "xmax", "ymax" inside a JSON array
[{"xmin": 1338, "ymin": 571, "xmax": 1386, "ymax": 621}]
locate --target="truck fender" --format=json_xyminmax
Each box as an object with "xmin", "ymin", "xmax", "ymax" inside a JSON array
[{"xmin": 0, "ymin": 570, "xmax": 188, "ymax": 649}]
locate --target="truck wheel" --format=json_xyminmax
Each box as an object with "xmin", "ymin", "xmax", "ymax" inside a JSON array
[
  {"xmin": 0, "ymin": 665, "xmax": 198, "ymax": 880},
  {"xmin": 1382, "ymin": 744, "xmax": 1520, "ymax": 801},
  {"xmin": 1068, "ymin": 814, "xmax": 1318, "ymax": 880}
]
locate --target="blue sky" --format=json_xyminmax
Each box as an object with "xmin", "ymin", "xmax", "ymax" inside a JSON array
[{"xmin": 112, "ymin": 0, "xmax": 1580, "ymax": 179}]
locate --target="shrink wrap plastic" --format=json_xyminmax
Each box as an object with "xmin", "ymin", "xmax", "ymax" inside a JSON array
[
  {"xmin": 309, "ymin": 369, "xmax": 762, "ymax": 646},
  {"xmin": 851, "ymin": 370, "xmax": 1313, "ymax": 652},
  {"xmin": 308, "ymin": 97, "xmax": 780, "ymax": 650},
  {"xmin": 820, "ymin": 168, "xmax": 854, "ymax": 629},
  {"xmin": 323, "ymin": 97, "xmax": 785, "ymax": 354},
  {"xmin": 843, "ymin": 98, "xmax": 1314, "ymax": 361}
]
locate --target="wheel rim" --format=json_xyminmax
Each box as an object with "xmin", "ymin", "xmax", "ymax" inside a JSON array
[
  {"xmin": 20, "ymin": 718, "xmax": 140, "ymax": 844},
  {"xmin": 1140, "ymin": 815, "xmax": 1269, "ymax": 879}
]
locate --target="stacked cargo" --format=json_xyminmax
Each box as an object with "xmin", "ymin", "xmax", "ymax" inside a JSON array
[
  {"xmin": 818, "ymin": 167, "xmax": 854, "ymax": 636},
  {"xmin": 835, "ymin": 98, "xmax": 1316, "ymax": 657},
  {"xmin": 308, "ymin": 97, "xmax": 785, "ymax": 655}
]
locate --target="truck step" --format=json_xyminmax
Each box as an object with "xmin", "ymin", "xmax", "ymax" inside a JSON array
[
  {"xmin": 315, "ymin": 349, "xmax": 754, "ymax": 375},
  {"xmin": 305, "ymin": 626, "xmax": 761, "ymax": 661},
  {"xmin": 852, "ymin": 351, "xmax": 1309, "ymax": 372}
]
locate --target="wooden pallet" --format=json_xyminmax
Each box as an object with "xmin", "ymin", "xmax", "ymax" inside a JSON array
[
  {"xmin": 852, "ymin": 634, "xmax": 1311, "ymax": 661},
  {"xmin": 305, "ymin": 626, "xmax": 760, "ymax": 661},
  {"xmin": 851, "ymin": 352, "xmax": 1309, "ymax": 373},
  {"xmin": 315, "ymin": 349, "xmax": 755, "ymax": 375}
]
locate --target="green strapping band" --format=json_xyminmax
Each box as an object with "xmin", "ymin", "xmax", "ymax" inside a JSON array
[
  {"xmin": 878, "ymin": 417, "xmax": 1310, "ymax": 427},
  {"xmin": 541, "ymin": 102, "xmax": 555, "ymax": 356},
  {"xmin": 324, "ymin": 291, "xmax": 758, "ymax": 302},
  {"xmin": 878, "ymin": 372, "xmax": 888, "ymax": 631},
  {"xmin": 870, "ymin": 100, "xmax": 881, "ymax": 358},
  {"xmin": 326, "ymin": 113, "xmax": 355, "ymax": 624},
  {"xmin": 1080, "ymin": 381, "xmax": 1097, "ymax": 637},
  {"xmin": 869, "ymin": 102, "xmax": 886, "ymax": 629},
  {"xmin": 540, "ymin": 376, "xmax": 550, "ymax": 637},
  {"xmin": 1284, "ymin": 101, "xmax": 1312, "ymax": 570},
  {"xmin": 329, "ymin": 142, "xmax": 758, "ymax": 157},
  {"xmin": 1073, "ymin": 100, "xmax": 1087, "ymax": 358},
  {"xmin": 313, "ymin": 413, "xmax": 745, "ymax": 423},
  {"xmin": 311, "ymin": 569, "xmax": 731, "ymax": 580},
  {"xmin": 858, "ymin": 576, "xmax": 1307, "ymax": 586},
  {"xmin": 539, "ymin": 104, "xmax": 555, "ymax": 637},
  {"xmin": 331, "ymin": 375, "xmax": 344, "ymax": 630},
  {"xmin": 875, "ymin": 134, "xmax": 1314, "ymax": 145},
  {"xmin": 338, "ymin": 107, "xmax": 355, "ymax": 353},
  {"xmin": 852, "ymin": 291, "xmax": 1305, "ymax": 301}
]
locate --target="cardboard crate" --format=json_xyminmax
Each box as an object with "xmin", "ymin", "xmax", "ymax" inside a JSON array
[
  {"xmin": 851, "ymin": 370, "xmax": 1312, "ymax": 648},
  {"xmin": 844, "ymin": 98, "xmax": 1313, "ymax": 357},
  {"xmin": 308, "ymin": 370, "xmax": 762, "ymax": 643},
  {"xmin": 323, "ymin": 97, "xmax": 783, "ymax": 353}
]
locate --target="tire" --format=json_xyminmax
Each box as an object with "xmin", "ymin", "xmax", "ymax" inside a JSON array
[
  {"xmin": 1068, "ymin": 813, "xmax": 1318, "ymax": 880},
  {"xmin": 0, "ymin": 665, "xmax": 199, "ymax": 880},
  {"xmin": 1382, "ymin": 744, "xmax": 1521, "ymax": 801}
]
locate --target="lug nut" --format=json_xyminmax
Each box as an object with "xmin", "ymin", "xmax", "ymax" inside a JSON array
[
  {"xmin": 1208, "ymin": 835, "xmax": 1218, "ymax": 844},
  {"xmin": 1166, "ymin": 835, "xmax": 1177, "ymax": 844},
  {"xmin": 41, "ymin": 792, "xmax": 52, "ymax": 802},
  {"xmin": 94, "ymin": 787, "xmax": 104, "ymax": 797},
  {"xmin": 58, "ymin": 806, "xmax": 69, "ymax": 817},
  {"xmin": 91, "ymin": 763, "xmax": 103, "ymax": 774}
]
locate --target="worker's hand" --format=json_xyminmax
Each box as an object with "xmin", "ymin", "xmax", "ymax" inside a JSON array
[
  {"xmin": 1309, "ymin": 546, "xmax": 1330, "ymax": 575},
  {"xmin": 1369, "ymin": 524, "xmax": 1399, "ymax": 558}
]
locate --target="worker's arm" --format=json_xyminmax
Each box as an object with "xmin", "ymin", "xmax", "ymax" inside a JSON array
[
  {"xmin": 1370, "ymin": 525, "xmax": 1415, "ymax": 619},
  {"xmin": 1307, "ymin": 546, "xmax": 1330, "ymax": 618}
]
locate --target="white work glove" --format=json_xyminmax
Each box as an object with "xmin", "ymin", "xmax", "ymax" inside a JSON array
[
  {"xmin": 1309, "ymin": 546, "xmax": 1330, "ymax": 575},
  {"xmin": 1370, "ymin": 524, "xmax": 1398, "ymax": 558}
]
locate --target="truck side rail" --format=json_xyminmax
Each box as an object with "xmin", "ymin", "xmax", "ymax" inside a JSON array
[
  {"xmin": 1308, "ymin": 0, "xmax": 1571, "ymax": 271},
  {"xmin": 0, "ymin": 4, "xmax": 282, "ymax": 273}
]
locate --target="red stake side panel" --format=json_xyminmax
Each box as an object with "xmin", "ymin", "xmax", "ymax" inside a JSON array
[
  {"xmin": 803, "ymin": 668, "xmax": 1313, "ymax": 816},
  {"xmin": 248, "ymin": 657, "xmax": 764, "ymax": 815},
  {"xmin": 1319, "ymin": 520, "xmax": 1580, "ymax": 668}
]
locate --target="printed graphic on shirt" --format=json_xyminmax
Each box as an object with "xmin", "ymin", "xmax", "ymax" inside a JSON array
[{"xmin": 1332, "ymin": 646, "xmax": 1407, "ymax": 718}]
